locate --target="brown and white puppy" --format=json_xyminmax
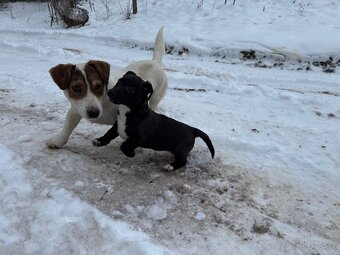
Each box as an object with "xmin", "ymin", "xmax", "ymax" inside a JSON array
[{"xmin": 46, "ymin": 27, "xmax": 168, "ymax": 149}]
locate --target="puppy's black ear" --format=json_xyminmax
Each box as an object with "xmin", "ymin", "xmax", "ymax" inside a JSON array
[
  {"xmin": 144, "ymin": 81, "xmax": 153, "ymax": 100},
  {"xmin": 124, "ymin": 71, "xmax": 136, "ymax": 76},
  {"xmin": 49, "ymin": 64, "xmax": 75, "ymax": 90}
]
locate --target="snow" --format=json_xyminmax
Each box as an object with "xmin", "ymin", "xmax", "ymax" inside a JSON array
[
  {"xmin": 145, "ymin": 202, "xmax": 168, "ymax": 220},
  {"xmin": 0, "ymin": 144, "xmax": 174, "ymax": 255},
  {"xmin": 0, "ymin": 1, "xmax": 340, "ymax": 255},
  {"xmin": 194, "ymin": 212, "xmax": 206, "ymax": 221}
]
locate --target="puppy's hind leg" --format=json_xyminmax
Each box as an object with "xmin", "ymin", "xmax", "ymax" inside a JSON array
[
  {"xmin": 46, "ymin": 109, "xmax": 81, "ymax": 149},
  {"xmin": 163, "ymin": 151, "xmax": 188, "ymax": 171},
  {"xmin": 92, "ymin": 122, "xmax": 118, "ymax": 147},
  {"xmin": 120, "ymin": 139, "xmax": 138, "ymax": 158}
]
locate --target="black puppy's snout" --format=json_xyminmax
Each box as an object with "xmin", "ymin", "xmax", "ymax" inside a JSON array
[{"xmin": 87, "ymin": 107, "xmax": 100, "ymax": 119}]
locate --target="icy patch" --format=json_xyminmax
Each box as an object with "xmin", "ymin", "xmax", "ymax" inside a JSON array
[
  {"xmin": 145, "ymin": 191, "xmax": 178, "ymax": 220},
  {"xmin": 145, "ymin": 202, "xmax": 168, "ymax": 220}
]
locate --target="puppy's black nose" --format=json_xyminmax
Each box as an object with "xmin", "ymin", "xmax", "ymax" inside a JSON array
[{"xmin": 87, "ymin": 107, "xmax": 100, "ymax": 119}]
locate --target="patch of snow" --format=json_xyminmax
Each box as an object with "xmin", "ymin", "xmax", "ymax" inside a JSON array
[
  {"xmin": 17, "ymin": 134, "xmax": 33, "ymax": 143},
  {"xmin": 145, "ymin": 203, "xmax": 168, "ymax": 220},
  {"xmin": 194, "ymin": 212, "xmax": 206, "ymax": 221},
  {"xmin": 74, "ymin": 180, "xmax": 84, "ymax": 187},
  {"xmin": 163, "ymin": 190, "xmax": 178, "ymax": 204},
  {"xmin": 111, "ymin": 210, "xmax": 124, "ymax": 219}
]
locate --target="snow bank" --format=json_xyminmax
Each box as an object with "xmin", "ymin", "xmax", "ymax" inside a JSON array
[{"xmin": 1, "ymin": 1, "xmax": 340, "ymax": 59}]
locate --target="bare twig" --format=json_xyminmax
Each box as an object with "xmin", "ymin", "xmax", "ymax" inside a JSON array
[
  {"xmin": 118, "ymin": 0, "xmax": 132, "ymax": 19},
  {"xmin": 100, "ymin": 0, "xmax": 113, "ymax": 19},
  {"xmin": 98, "ymin": 188, "xmax": 109, "ymax": 202}
]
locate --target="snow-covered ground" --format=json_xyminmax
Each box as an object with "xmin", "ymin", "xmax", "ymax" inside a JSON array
[{"xmin": 0, "ymin": 1, "xmax": 339, "ymax": 254}]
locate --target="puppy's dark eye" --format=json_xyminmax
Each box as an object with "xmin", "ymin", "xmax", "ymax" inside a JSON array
[
  {"xmin": 126, "ymin": 87, "xmax": 135, "ymax": 94},
  {"xmin": 94, "ymin": 84, "xmax": 102, "ymax": 91},
  {"xmin": 72, "ymin": 86, "xmax": 81, "ymax": 93}
]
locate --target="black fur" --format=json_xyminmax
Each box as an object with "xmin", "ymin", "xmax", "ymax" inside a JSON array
[{"xmin": 99, "ymin": 71, "xmax": 215, "ymax": 170}]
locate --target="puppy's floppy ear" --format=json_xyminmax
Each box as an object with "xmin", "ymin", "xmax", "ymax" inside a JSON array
[
  {"xmin": 88, "ymin": 60, "xmax": 110, "ymax": 85},
  {"xmin": 144, "ymin": 81, "xmax": 153, "ymax": 100},
  {"xmin": 124, "ymin": 71, "xmax": 136, "ymax": 76},
  {"xmin": 49, "ymin": 64, "xmax": 75, "ymax": 90}
]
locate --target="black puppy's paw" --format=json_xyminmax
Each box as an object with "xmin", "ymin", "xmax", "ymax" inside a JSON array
[
  {"xmin": 92, "ymin": 138, "xmax": 107, "ymax": 147},
  {"xmin": 121, "ymin": 143, "xmax": 135, "ymax": 157},
  {"xmin": 163, "ymin": 164, "xmax": 175, "ymax": 172},
  {"xmin": 92, "ymin": 139, "xmax": 103, "ymax": 147}
]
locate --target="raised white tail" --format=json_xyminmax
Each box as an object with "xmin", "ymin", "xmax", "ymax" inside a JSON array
[{"xmin": 152, "ymin": 27, "xmax": 165, "ymax": 65}]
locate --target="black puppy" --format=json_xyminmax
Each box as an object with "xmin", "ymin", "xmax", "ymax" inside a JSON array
[{"xmin": 96, "ymin": 71, "xmax": 215, "ymax": 171}]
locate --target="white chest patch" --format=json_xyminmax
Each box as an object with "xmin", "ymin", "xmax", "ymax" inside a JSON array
[{"xmin": 117, "ymin": 105, "xmax": 131, "ymax": 140}]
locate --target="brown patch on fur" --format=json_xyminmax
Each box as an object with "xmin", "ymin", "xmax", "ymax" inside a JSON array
[
  {"xmin": 68, "ymin": 70, "xmax": 87, "ymax": 99},
  {"xmin": 84, "ymin": 63, "xmax": 105, "ymax": 97},
  {"xmin": 86, "ymin": 60, "xmax": 110, "ymax": 86},
  {"xmin": 49, "ymin": 64, "xmax": 75, "ymax": 90}
]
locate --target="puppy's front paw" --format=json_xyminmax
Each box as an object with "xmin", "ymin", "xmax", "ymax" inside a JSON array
[
  {"xmin": 92, "ymin": 139, "xmax": 104, "ymax": 147},
  {"xmin": 163, "ymin": 164, "xmax": 174, "ymax": 172},
  {"xmin": 46, "ymin": 134, "xmax": 67, "ymax": 149}
]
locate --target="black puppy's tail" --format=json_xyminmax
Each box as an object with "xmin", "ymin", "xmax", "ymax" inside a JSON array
[{"xmin": 194, "ymin": 128, "xmax": 215, "ymax": 158}]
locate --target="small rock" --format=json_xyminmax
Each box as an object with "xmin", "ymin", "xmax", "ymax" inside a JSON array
[
  {"xmin": 252, "ymin": 218, "xmax": 273, "ymax": 234},
  {"xmin": 174, "ymin": 184, "xmax": 191, "ymax": 194}
]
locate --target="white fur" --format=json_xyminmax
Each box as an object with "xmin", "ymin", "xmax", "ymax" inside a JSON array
[
  {"xmin": 46, "ymin": 27, "xmax": 168, "ymax": 148},
  {"xmin": 64, "ymin": 63, "xmax": 105, "ymax": 120},
  {"xmin": 117, "ymin": 105, "xmax": 131, "ymax": 140}
]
